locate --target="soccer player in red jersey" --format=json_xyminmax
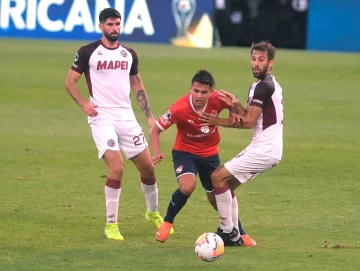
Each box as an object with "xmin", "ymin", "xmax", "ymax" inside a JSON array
[{"xmin": 150, "ymin": 70, "xmax": 255, "ymax": 246}]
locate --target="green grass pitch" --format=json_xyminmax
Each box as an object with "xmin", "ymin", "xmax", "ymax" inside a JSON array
[{"xmin": 0, "ymin": 38, "xmax": 359, "ymax": 270}]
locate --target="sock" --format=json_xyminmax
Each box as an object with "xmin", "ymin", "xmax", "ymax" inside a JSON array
[
  {"xmin": 231, "ymin": 194, "xmax": 246, "ymax": 235},
  {"xmin": 231, "ymin": 193, "xmax": 239, "ymax": 232},
  {"xmin": 164, "ymin": 188, "xmax": 190, "ymax": 223},
  {"xmin": 214, "ymin": 186, "xmax": 233, "ymax": 232},
  {"xmin": 141, "ymin": 176, "xmax": 158, "ymax": 212},
  {"xmin": 105, "ymin": 177, "xmax": 121, "ymax": 224}
]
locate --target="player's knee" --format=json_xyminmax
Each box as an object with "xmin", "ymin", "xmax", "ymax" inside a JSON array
[
  {"xmin": 179, "ymin": 183, "xmax": 196, "ymax": 195},
  {"xmin": 211, "ymin": 170, "xmax": 221, "ymax": 186},
  {"xmin": 108, "ymin": 164, "xmax": 124, "ymax": 177},
  {"xmin": 139, "ymin": 163, "xmax": 155, "ymax": 179}
]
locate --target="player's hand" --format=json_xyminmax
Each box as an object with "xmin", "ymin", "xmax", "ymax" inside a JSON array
[
  {"xmin": 229, "ymin": 112, "xmax": 244, "ymax": 124},
  {"xmin": 81, "ymin": 101, "xmax": 98, "ymax": 117},
  {"xmin": 218, "ymin": 89, "xmax": 239, "ymax": 108},
  {"xmin": 151, "ymin": 152, "xmax": 165, "ymax": 166},
  {"xmin": 199, "ymin": 111, "xmax": 218, "ymax": 126},
  {"xmin": 148, "ymin": 117, "xmax": 156, "ymax": 129}
]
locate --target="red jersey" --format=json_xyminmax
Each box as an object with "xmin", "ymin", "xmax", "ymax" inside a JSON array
[{"xmin": 156, "ymin": 91, "xmax": 230, "ymax": 157}]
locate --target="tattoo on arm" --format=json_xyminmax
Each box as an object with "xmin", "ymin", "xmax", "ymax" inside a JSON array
[
  {"xmin": 136, "ymin": 90, "xmax": 152, "ymax": 118},
  {"xmin": 135, "ymin": 74, "xmax": 142, "ymax": 84}
]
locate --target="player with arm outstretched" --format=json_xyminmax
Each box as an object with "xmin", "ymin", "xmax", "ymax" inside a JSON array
[
  {"xmin": 199, "ymin": 41, "xmax": 283, "ymax": 246},
  {"xmin": 64, "ymin": 8, "xmax": 170, "ymax": 241},
  {"xmin": 150, "ymin": 69, "xmax": 255, "ymax": 246}
]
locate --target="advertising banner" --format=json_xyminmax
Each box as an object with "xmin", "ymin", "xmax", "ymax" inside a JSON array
[
  {"xmin": 307, "ymin": 0, "xmax": 360, "ymax": 52},
  {"xmin": 0, "ymin": 0, "xmax": 214, "ymax": 48}
]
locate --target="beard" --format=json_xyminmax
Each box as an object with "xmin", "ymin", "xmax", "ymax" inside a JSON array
[
  {"xmin": 104, "ymin": 32, "xmax": 119, "ymax": 42},
  {"xmin": 252, "ymin": 65, "xmax": 269, "ymax": 79}
]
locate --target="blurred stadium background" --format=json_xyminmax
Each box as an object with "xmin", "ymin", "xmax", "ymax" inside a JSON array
[{"xmin": 1, "ymin": 0, "xmax": 359, "ymax": 270}]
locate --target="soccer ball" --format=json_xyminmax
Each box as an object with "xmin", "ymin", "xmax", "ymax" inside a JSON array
[{"xmin": 194, "ymin": 233, "xmax": 224, "ymax": 262}]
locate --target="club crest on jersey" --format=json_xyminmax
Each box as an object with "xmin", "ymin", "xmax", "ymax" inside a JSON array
[
  {"xmin": 176, "ymin": 165, "xmax": 183, "ymax": 174},
  {"xmin": 120, "ymin": 50, "xmax": 128, "ymax": 57},
  {"xmin": 107, "ymin": 139, "xmax": 116, "ymax": 147},
  {"xmin": 74, "ymin": 53, "xmax": 79, "ymax": 62},
  {"xmin": 201, "ymin": 125, "xmax": 210, "ymax": 134}
]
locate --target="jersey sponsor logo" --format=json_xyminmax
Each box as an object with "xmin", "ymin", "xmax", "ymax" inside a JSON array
[
  {"xmin": 252, "ymin": 98, "xmax": 263, "ymax": 105},
  {"xmin": 97, "ymin": 60, "xmax": 129, "ymax": 70},
  {"xmin": 186, "ymin": 128, "xmax": 216, "ymax": 138},
  {"xmin": 107, "ymin": 139, "xmax": 116, "ymax": 147},
  {"xmin": 176, "ymin": 165, "xmax": 183, "ymax": 174}
]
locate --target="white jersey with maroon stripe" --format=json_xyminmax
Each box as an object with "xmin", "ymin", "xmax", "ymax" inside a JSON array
[
  {"xmin": 71, "ymin": 40, "xmax": 138, "ymax": 123},
  {"xmin": 246, "ymin": 74, "xmax": 283, "ymax": 160}
]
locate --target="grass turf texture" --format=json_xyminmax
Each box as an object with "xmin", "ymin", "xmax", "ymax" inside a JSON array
[{"xmin": 0, "ymin": 38, "xmax": 359, "ymax": 270}]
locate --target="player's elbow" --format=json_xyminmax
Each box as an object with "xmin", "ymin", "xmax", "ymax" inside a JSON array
[
  {"xmin": 150, "ymin": 125, "xmax": 162, "ymax": 136},
  {"xmin": 65, "ymin": 77, "xmax": 73, "ymax": 91}
]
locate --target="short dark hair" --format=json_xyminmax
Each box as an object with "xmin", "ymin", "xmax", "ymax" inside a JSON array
[
  {"xmin": 191, "ymin": 69, "xmax": 215, "ymax": 88},
  {"xmin": 99, "ymin": 8, "xmax": 121, "ymax": 23},
  {"xmin": 251, "ymin": 41, "xmax": 276, "ymax": 61}
]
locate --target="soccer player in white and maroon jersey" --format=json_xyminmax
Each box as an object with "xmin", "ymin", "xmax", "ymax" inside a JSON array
[
  {"xmin": 64, "ymin": 8, "xmax": 172, "ymax": 241},
  {"xmin": 199, "ymin": 41, "xmax": 283, "ymax": 246}
]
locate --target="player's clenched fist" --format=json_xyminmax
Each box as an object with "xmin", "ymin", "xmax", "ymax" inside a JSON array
[
  {"xmin": 151, "ymin": 153, "xmax": 165, "ymax": 166},
  {"xmin": 81, "ymin": 101, "xmax": 98, "ymax": 117}
]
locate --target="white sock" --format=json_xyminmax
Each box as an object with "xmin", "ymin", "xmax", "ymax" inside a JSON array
[
  {"xmin": 231, "ymin": 196, "xmax": 241, "ymax": 239},
  {"xmin": 141, "ymin": 183, "xmax": 158, "ymax": 212},
  {"xmin": 232, "ymin": 196, "xmax": 239, "ymax": 231},
  {"xmin": 215, "ymin": 190, "xmax": 233, "ymax": 232},
  {"xmin": 105, "ymin": 186, "xmax": 121, "ymax": 224}
]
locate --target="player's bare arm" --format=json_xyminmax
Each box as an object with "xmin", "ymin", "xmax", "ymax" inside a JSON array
[
  {"xmin": 149, "ymin": 124, "xmax": 165, "ymax": 165},
  {"xmin": 130, "ymin": 73, "xmax": 153, "ymax": 116},
  {"xmin": 200, "ymin": 105, "xmax": 260, "ymax": 129},
  {"xmin": 65, "ymin": 69, "xmax": 98, "ymax": 117}
]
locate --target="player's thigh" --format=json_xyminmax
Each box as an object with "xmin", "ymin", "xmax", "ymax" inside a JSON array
[
  {"xmin": 197, "ymin": 153, "xmax": 220, "ymax": 193},
  {"xmin": 225, "ymin": 149, "xmax": 280, "ymax": 184},
  {"xmin": 172, "ymin": 150, "xmax": 197, "ymax": 187},
  {"xmin": 211, "ymin": 165, "xmax": 238, "ymax": 188},
  {"xmin": 89, "ymin": 120, "xmax": 120, "ymax": 159},
  {"xmin": 116, "ymin": 120, "xmax": 148, "ymax": 160}
]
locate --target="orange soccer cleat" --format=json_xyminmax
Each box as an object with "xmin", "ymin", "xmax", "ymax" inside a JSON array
[
  {"xmin": 156, "ymin": 221, "xmax": 173, "ymax": 243},
  {"xmin": 241, "ymin": 234, "xmax": 256, "ymax": 247}
]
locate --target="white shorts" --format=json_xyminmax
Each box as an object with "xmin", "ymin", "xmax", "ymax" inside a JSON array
[
  {"xmin": 224, "ymin": 148, "xmax": 280, "ymax": 184},
  {"xmin": 89, "ymin": 119, "xmax": 148, "ymax": 160}
]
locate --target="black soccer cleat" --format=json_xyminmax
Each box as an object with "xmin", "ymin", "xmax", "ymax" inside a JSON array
[{"xmin": 216, "ymin": 227, "xmax": 244, "ymax": 246}]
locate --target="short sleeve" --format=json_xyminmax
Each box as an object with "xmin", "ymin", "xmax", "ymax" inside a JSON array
[
  {"xmin": 156, "ymin": 104, "xmax": 179, "ymax": 131},
  {"xmin": 70, "ymin": 46, "xmax": 89, "ymax": 74},
  {"xmin": 128, "ymin": 48, "xmax": 139, "ymax": 75},
  {"xmin": 249, "ymin": 81, "xmax": 275, "ymax": 108}
]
